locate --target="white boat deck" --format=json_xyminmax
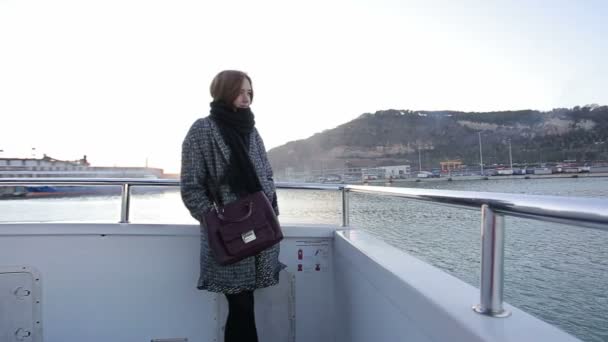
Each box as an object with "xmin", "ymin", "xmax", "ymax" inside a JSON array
[{"xmin": 0, "ymin": 223, "xmax": 580, "ymax": 342}]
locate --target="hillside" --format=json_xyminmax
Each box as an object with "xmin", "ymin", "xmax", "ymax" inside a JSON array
[{"xmin": 267, "ymin": 105, "xmax": 608, "ymax": 177}]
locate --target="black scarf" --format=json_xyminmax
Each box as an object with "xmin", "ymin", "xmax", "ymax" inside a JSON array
[{"xmin": 209, "ymin": 101, "xmax": 263, "ymax": 196}]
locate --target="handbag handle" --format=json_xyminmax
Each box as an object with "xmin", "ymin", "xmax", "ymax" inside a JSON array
[{"xmin": 216, "ymin": 201, "xmax": 254, "ymax": 223}]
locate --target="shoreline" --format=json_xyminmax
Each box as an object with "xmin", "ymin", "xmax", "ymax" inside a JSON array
[{"xmin": 360, "ymin": 172, "xmax": 608, "ymax": 185}]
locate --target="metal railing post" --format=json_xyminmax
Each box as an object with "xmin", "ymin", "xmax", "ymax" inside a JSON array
[
  {"xmin": 473, "ymin": 204, "xmax": 511, "ymax": 317},
  {"xmin": 120, "ymin": 183, "xmax": 131, "ymax": 223},
  {"xmin": 341, "ymin": 187, "xmax": 350, "ymax": 227}
]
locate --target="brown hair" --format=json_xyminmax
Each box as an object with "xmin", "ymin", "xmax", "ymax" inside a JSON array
[{"xmin": 209, "ymin": 70, "xmax": 253, "ymax": 104}]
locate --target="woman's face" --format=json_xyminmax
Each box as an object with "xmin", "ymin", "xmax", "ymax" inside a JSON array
[{"xmin": 233, "ymin": 78, "xmax": 252, "ymax": 109}]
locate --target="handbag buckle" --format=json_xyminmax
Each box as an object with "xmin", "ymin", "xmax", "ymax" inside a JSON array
[{"xmin": 242, "ymin": 230, "xmax": 257, "ymax": 243}]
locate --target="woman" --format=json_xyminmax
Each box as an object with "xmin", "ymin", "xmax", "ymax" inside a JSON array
[{"xmin": 180, "ymin": 70, "xmax": 284, "ymax": 342}]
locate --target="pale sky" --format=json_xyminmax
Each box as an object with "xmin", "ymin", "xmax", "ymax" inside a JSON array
[{"xmin": 1, "ymin": 0, "xmax": 607, "ymax": 173}]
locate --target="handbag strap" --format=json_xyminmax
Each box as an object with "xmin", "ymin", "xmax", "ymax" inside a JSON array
[{"xmin": 202, "ymin": 160, "xmax": 224, "ymax": 209}]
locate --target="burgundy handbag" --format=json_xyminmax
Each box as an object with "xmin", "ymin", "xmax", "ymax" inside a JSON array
[{"xmin": 204, "ymin": 191, "xmax": 283, "ymax": 265}]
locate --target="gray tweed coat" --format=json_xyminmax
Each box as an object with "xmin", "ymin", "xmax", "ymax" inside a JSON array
[{"xmin": 180, "ymin": 116, "xmax": 285, "ymax": 294}]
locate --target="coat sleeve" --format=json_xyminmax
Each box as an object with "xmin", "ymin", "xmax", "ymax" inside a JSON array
[
  {"xmin": 180, "ymin": 120, "xmax": 213, "ymax": 223},
  {"xmin": 255, "ymin": 130, "xmax": 279, "ymax": 216}
]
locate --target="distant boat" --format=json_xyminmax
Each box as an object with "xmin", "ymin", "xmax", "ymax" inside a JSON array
[
  {"xmin": 19, "ymin": 185, "xmax": 172, "ymax": 198},
  {"xmin": 496, "ymin": 169, "xmax": 514, "ymax": 176},
  {"xmin": 21, "ymin": 185, "xmax": 113, "ymax": 198},
  {"xmin": 0, "ymin": 154, "xmax": 171, "ymax": 198}
]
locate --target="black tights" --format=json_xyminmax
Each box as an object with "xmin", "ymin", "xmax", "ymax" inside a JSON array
[{"xmin": 224, "ymin": 291, "xmax": 258, "ymax": 342}]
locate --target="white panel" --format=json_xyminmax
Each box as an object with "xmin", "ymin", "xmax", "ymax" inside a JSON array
[
  {"xmin": 0, "ymin": 270, "xmax": 41, "ymax": 342},
  {"xmin": 284, "ymin": 238, "xmax": 335, "ymax": 342},
  {"xmin": 333, "ymin": 230, "xmax": 581, "ymax": 342},
  {"xmin": 0, "ymin": 228, "xmax": 217, "ymax": 342},
  {"xmin": 0, "ymin": 224, "xmax": 338, "ymax": 342},
  {"xmin": 255, "ymin": 271, "xmax": 296, "ymax": 342},
  {"xmin": 333, "ymin": 248, "xmax": 432, "ymax": 342}
]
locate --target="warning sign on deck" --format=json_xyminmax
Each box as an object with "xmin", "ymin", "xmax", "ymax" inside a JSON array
[{"xmin": 295, "ymin": 240, "xmax": 330, "ymax": 273}]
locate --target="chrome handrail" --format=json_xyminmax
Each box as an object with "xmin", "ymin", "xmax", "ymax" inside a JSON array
[
  {"xmin": 344, "ymin": 185, "xmax": 608, "ymax": 231},
  {"xmin": 2, "ymin": 178, "xmax": 608, "ymax": 318}
]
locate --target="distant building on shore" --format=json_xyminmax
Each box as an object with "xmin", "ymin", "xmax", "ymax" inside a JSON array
[
  {"xmin": 377, "ymin": 165, "xmax": 412, "ymax": 179},
  {"xmin": 440, "ymin": 160, "xmax": 463, "ymax": 173},
  {"xmin": 0, "ymin": 154, "xmax": 164, "ymax": 178}
]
